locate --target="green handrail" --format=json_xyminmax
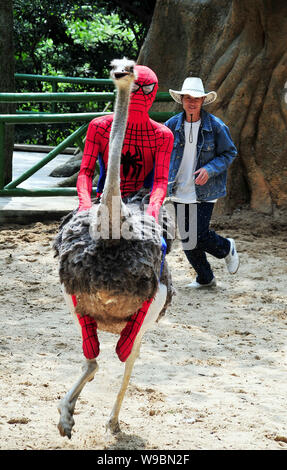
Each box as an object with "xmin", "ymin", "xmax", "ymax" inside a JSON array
[
  {"xmin": 15, "ymin": 73, "xmax": 114, "ymax": 86},
  {"xmin": 0, "ymin": 91, "xmax": 171, "ymax": 103},
  {"xmin": 0, "ymin": 92, "xmax": 115, "ymax": 103},
  {"xmin": 0, "ymin": 111, "xmax": 173, "ymax": 124},
  {"xmin": 0, "ymin": 112, "xmax": 111, "ymax": 124},
  {"xmin": 0, "ymin": 188, "xmax": 79, "ymax": 196}
]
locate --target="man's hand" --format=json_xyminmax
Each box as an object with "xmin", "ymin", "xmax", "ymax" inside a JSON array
[{"xmin": 194, "ymin": 168, "xmax": 209, "ymax": 185}]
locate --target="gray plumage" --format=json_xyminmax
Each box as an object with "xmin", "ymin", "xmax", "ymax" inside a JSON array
[{"xmin": 53, "ymin": 190, "xmax": 174, "ymax": 333}]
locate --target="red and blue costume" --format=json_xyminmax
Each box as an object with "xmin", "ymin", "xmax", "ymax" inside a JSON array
[{"xmin": 74, "ymin": 65, "xmax": 174, "ymax": 362}]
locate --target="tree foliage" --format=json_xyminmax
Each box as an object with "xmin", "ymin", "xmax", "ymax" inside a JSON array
[
  {"xmin": 14, "ymin": 0, "xmax": 155, "ymax": 78},
  {"xmin": 13, "ymin": 0, "xmax": 155, "ymax": 145}
]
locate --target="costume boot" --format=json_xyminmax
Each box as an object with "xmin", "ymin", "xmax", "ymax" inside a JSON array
[
  {"xmin": 116, "ymin": 297, "xmax": 153, "ymax": 362},
  {"xmin": 72, "ymin": 295, "xmax": 100, "ymax": 359}
]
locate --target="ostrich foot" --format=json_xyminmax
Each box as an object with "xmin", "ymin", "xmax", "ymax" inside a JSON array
[
  {"xmin": 57, "ymin": 398, "xmax": 76, "ymax": 439},
  {"xmin": 106, "ymin": 417, "xmax": 121, "ymax": 435},
  {"xmin": 57, "ymin": 359, "xmax": 98, "ymax": 439}
]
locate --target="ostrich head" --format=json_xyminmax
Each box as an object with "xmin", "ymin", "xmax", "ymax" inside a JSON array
[
  {"xmin": 110, "ymin": 58, "xmax": 158, "ymax": 116},
  {"xmin": 110, "ymin": 58, "xmax": 137, "ymax": 90}
]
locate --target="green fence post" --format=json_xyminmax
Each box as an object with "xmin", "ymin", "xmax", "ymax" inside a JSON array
[
  {"xmin": 0, "ymin": 123, "xmax": 5, "ymax": 189},
  {"xmin": 51, "ymin": 82, "xmax": 57, "ymax": 113}
]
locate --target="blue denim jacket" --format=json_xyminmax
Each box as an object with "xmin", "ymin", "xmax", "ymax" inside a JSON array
[{"xmin": 165, "ymin": 109, "xmax": 237, "ymax": 201}]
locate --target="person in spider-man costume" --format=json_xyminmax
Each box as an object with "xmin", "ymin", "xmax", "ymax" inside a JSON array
[{"xmin": 73, "ymin": 64, "xmax": 174, "ymax": 362}]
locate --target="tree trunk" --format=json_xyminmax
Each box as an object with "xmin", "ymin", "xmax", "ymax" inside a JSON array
[
  {"xmin": 0, "ymin": 0, "xmax": 15, "ymax": 185},
  {"xmin": 139, "ymin": 0, "xmax": 287, "ymax": 214}
]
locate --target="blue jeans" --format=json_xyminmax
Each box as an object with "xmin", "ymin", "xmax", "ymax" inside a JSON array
[{"xmin": 174, "ymin": 202, "xmax": 230, "ymax": 284}]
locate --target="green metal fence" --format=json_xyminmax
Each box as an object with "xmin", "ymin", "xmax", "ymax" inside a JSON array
[
  {"xmin": 0, "ymin": 74, "xmax": 175, "ymax": 197},
  {"xmin": 15, "ymin": 73, "xmax": 115, "ymax": 87}
]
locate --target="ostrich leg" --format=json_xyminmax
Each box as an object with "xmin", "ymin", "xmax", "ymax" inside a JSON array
[
  {"xmin": 57, "ymin": 359, "xmax": 99, "ymax": 439},
  {"xmin": 106, "ymin": 283, "xmax": 167, "ymax": 434},
  {"xmin": 106, "ymin": 333, "xmax": 142, "ymax": 434}
]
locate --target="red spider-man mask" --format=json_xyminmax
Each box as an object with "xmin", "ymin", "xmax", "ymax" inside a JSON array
[{"xmin": 128, "ymin": 65, "xmax": 158, "ymax": 122}]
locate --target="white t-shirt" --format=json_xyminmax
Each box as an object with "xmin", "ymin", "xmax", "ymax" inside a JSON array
[
  {"xmin": 172, "ymin": 120, "xmax": 200, "ymax": 204},
  {"xmin": 171, "ymin": 119, "xmax": 217, "ymax": 204}
]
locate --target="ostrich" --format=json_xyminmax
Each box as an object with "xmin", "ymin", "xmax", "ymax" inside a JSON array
[{"xmin": 54, "ymin": 58, "xmax": 174, "ymax": 439}]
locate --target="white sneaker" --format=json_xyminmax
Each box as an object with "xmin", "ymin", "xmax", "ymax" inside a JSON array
[
  {"xmin": 225, "ymin": 238, "xmax": 239, "ymax": 274},
  {"xmin": 185, "ymin": 277, "xmax": 217, "ymax": 288}
]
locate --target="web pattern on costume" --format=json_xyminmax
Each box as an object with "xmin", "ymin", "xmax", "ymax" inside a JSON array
[
  {"xmin": 75, "ymin": 65, "xmax": 174, "ymax": 362},
  {"xmin": 77, "ymin": 65, "xmax": 174, "ymax": 220}
]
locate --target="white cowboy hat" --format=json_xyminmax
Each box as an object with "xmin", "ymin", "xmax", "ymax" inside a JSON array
[{"xmin": 169, "ymin": 77, "xmax": 217, "ymax": 105}]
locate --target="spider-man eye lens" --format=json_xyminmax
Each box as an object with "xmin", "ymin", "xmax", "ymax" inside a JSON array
[
  {"xmin": 131, "ymin": 82, "xmax": 156, "ymax": 95},
  {"xmin": 131, "ymin": 83, "xmax": 140, "ymax": 93},
  {"xmin": 142, "ymin": 83, "xmax": 156, "ymax": 95}
]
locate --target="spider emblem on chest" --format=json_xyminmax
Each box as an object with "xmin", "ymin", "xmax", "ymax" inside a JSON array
[{"xmin": 121, "ymin": 146, "xmax": 143, "ymax": 179}]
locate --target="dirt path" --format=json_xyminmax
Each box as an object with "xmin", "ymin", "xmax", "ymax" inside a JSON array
[{"xmin": 0, "ymin": 209, "xmax": 286, "ymax": 450}]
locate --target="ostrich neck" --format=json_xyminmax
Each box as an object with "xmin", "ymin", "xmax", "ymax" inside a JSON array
[{"xmin": 101, "ymin": 85, "xmax": 131, "ymax": 209}]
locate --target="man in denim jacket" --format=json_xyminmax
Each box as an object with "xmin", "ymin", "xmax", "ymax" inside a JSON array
[{"xmin": 165, "ymin": 77, "xmax": 239, "ymax": 287}]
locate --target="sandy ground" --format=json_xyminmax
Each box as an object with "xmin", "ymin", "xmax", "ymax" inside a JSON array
[{"xmin": 0, "ymin": 207, "xmax": 286, "ymax": 451}]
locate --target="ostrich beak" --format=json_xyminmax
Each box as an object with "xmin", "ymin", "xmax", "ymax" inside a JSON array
[{"xmin": 114, "ymin": 71, "xmax": 131, "ymax": 80}]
